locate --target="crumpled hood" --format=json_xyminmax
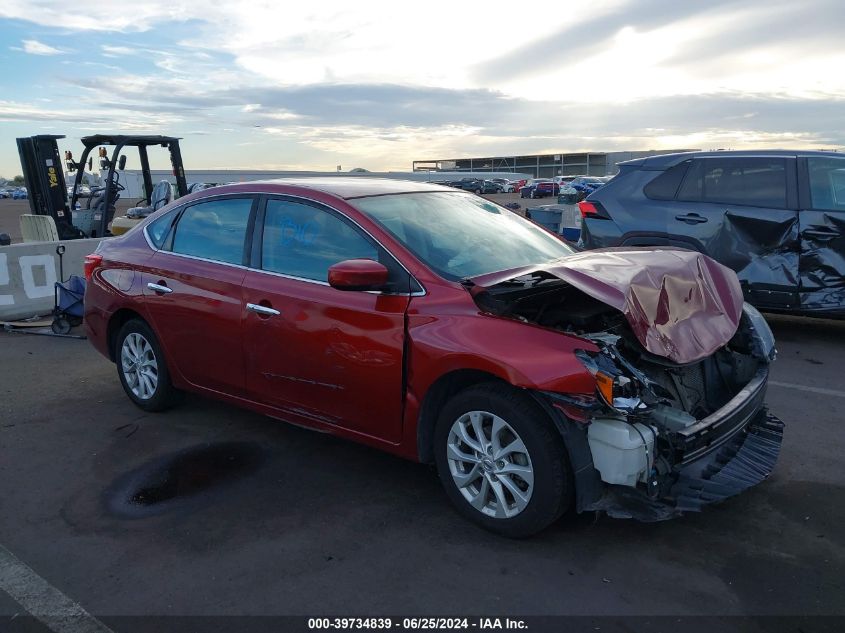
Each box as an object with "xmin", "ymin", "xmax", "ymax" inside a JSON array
[{"xmin": 471, "ymin": 248, "xmax": 744, "ymax": 364}]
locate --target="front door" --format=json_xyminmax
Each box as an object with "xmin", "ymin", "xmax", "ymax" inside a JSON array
[
  {"xmin": 798, "ymin": 156, "xmax": 845, "ymax": 313},
  {"xmin": 241, "ymin": 196, "xmax": 410, "ymax": 443}
]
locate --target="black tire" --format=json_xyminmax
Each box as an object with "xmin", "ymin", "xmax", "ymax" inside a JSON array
[
  {"xmin": 51, "ymin": 316, "xmax": 71, "ymax": 335},
  {"xmin": 475, "ymin": 188, "xmax": 482, "ymax": 195},
  {"xmin": 114, "ymin": 319, "xmax": 181, "ymax": 412},
  {"xmin": 433, "ymin": 383, "xmax": 573, "ymax": 537}
]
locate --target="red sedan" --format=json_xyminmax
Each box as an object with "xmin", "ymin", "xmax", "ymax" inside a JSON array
[{"xmin": 84, "ymin": 178, "xmax": 782, "ymax": 536}]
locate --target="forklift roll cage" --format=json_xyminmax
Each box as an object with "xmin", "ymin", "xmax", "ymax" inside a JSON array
[{"xmin": 67, "ymin": 135, "xmax": 188, "ymax": 238}]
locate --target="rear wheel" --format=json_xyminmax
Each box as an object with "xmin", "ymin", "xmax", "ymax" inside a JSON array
[
  {"xmin": 115, "ymin": 319, "xmax": 181, "ymax": 412},
  {"xmin": 434, "ymin": 383, "xmax": 572, "ymax": 537}
]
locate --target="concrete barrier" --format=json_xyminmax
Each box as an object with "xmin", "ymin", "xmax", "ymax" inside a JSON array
[{"xmin": 0, "ymin": 238, "xmax": 105, "ymax": 321}]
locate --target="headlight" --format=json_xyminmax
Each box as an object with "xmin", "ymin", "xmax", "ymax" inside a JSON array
[
  {"xmin": 575, "ymin": 349, "xmax": 645, "ymax": 412},
  {"xmin": 742, "ymin": 303, "xmax": 776, "ymax": 362}
]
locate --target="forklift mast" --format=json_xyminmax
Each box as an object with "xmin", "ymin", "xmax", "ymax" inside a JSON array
[{"xmin": 15, "ymin": 135, "xmax": 84, "ymax": 240}]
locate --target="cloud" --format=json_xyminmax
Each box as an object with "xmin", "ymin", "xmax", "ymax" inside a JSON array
[
  {"xmin": 31, "ymin": 72, "xmax": 845, "ymax": 154},
  {"xmin": 1, "ymin": 0, "xmax": 189, "ymax": 32},
  {"xmin": 100, "ymin": 44, "xmax": 134, "ymax": 56},
  {"xmin": 15, "ymin": 39, "xmax": 66, "ymax": 55},
  {"xmin": 2, "ymin": 0, "xmax": 844, "ymax": 174}
]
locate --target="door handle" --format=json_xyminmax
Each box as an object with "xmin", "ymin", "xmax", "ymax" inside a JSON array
[
  {"xmin": 675, "ymin": 213, "xmax": 708, "ymax": 224},
  {"xmin": 147, "ymin": 282, "xmax": 172, "ymax": 294},
  {"xmin": 803, "ymin": 229, "xmax": 838, "ymax": 239},
  {"xmin": 246, "ymin": 302, "xmax": 281, "ymax": 317}
]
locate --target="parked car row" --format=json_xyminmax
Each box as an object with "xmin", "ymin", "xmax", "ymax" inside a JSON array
[
  {"xmin": 437, "ymin": 178, "xmax": 509, "ymax": 194},
  {"xmin": 1, "ymin": 186, "xmax": 28, "ymax": 199},
  {"xmin": 429, "ymin": 176, "xmax": 613, "ymax": 200},
  {"xmin": 67, "ymin": 184, "xmax": 92, "ymax": 198}
]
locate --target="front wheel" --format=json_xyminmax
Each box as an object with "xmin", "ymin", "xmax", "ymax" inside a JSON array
[
  {"xmin": 434, "ymin": 383, "xmax": 572, "ymax": 537},
  {"xmin": 115, "ymin": 319, "xmax": 181, "ymax": 412}
]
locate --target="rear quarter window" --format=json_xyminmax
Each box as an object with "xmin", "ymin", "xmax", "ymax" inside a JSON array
[
  {"xmin": 146, "ymin": 210, "xmax": 177, "ymax": 248},
  {"xmin": 643, "ymin": 161, "xmax": 691, "ymax": 200}
]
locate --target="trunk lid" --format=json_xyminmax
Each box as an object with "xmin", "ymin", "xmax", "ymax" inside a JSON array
[{"xmin": 469, "ymin": 247, "xmax": 744, "ymax": 364}]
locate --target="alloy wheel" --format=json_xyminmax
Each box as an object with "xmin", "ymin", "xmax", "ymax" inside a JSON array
[
  {"xmin": 120, "ymin": 332, "xmax": 159, "ymax": 400},
  {"xmin": 446, "ymin": 411, "xmax": 534, "ymax": 518}
]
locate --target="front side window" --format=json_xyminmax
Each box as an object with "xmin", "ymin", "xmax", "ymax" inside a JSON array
[
  {"xmin": 171, "ymin": 197, "xmax": 253, "ymax": 265},
  {"xmin": 807, "ymin": 157, "xmax": 845, "ymax": 211},
  {"xmin": 352, "ymin": 191, "xmax": 576, "ymax": 280},
  {"xmin": 677, "ymin": 157, "xmax": 787, "ymax": 208},
  {"xmin": 261, "ymin": 199, "xmax": 378, "ymax": 282}
]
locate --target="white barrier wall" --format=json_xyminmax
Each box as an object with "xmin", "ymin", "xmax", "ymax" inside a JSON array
[{"xmin": 0, "ymin": 238, "xmax": 105, "ymax": 321}]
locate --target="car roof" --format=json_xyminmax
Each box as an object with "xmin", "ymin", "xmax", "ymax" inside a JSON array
[
  {"xmin": 623, "ymin": 149, "xmax": 845, "ymax": 170},
  {"xmin": 208, "ymin": 177, "xmax": 455, "ymax": 200}
]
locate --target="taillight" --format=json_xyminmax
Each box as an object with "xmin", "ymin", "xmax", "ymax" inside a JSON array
[
  {"xmin": 84, "ymin": 253, "xmax": 103, "ymax": 281},
  {"xmin": 578, "ymin": 201, "xmax": 598, "ymax": 217}
]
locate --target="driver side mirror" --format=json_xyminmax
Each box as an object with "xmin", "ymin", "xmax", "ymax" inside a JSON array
[
  {"xmin": 118, "ymin": 155, "xmax": 127, "ymax": 170},
  {"xmin": 328, "ymin": 259, "xmax": 389, "ymax": 291}
]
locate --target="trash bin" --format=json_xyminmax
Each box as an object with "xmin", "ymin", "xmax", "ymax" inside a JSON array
[
  {"xmin": 527, "ymin": 206, "xmax": 563, "ymax": 233},
  {"xmin": 558, "ymin": 186, "xmax": 578, "ymax": 205}
]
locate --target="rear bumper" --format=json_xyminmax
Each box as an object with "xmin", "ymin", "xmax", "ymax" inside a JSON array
[{"xmin": 586, "ymin": 409, "xmax": 784, "ymax": 521}]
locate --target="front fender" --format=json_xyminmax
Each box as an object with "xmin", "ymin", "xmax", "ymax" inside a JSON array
[{"xmin": 408, "ymin": 311, "xmax": 598, "ymax": 399}]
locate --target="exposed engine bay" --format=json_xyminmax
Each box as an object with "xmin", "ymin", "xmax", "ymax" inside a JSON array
[{"xmin": 473, "ymin": 271, "xmax": 781, "ymax": 517}]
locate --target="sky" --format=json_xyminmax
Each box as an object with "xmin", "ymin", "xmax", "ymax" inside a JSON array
[{"xmin": 0, "ymin": 0, "xmax": 843, "ymax": 177}]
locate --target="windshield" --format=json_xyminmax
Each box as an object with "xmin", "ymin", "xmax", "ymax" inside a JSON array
[{"xmin": 351, "ymin": 191, "xmax": 576, "ymax": 280}]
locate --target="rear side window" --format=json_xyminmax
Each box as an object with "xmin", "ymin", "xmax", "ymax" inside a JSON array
[
  {"xmin": 678, "ymin": 157, "xmax": 787, "ymax": 208},
  {"xmin": 807, "ymin": 156, "xmax": 845, "ymax": 211},
  {"xmin": 261, "ymin": 199, "xmax": 378, "ymax": 282},
  {"xmin": 146, "ymin": 210, "xmax": 176, "ymax": 248},
  {"xmin": 171, "ymin": 197, "xmax": 253, "ymax": 265},
  {"xmin": 644, "ymin": 161, "xmax": 691, "ymax": 200}
]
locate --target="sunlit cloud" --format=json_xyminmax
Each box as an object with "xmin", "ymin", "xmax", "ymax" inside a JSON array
[{"xmin": 12, "ymin": 39, "xmax": 67, "ymax": 55}]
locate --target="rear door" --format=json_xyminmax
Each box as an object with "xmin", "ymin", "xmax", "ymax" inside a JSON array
[
  {"xmin": 669, "ymin": 155, "xmax": 800, "ymax": 308},
  {"xmin": 142, "ymin": 195, "xmax": 256, "ymax": 396},
  {"xmin": 798, "ymin": 155, "xmax": 845, "ymax": 313},
  {"xmin": 241, "ymin": 196, "xmax": 412, "ymax": 443}
]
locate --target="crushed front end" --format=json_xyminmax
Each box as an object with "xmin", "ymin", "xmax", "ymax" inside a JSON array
[
  {"xmin": 470, "ymin": 250, "xmax": 785, "ymax": 520},
  {"xmin": 562, "ymin": 302, "xmax": 783, "ymax": 520}
]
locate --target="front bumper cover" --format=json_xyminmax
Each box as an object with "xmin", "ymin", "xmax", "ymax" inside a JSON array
[{"xmin": 585, "ymin": 409, "xmax": 784, "ymax": 521}]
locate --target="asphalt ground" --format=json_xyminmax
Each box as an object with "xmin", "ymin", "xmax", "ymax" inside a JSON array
[{"xmin": 0, "ymin": 311, "xmax": 843, "ymax": 632}]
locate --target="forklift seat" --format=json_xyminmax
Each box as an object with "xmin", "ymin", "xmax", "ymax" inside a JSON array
[{"xmin": 125, "ymin": 180, "xmax": 173, "ymax": 219}]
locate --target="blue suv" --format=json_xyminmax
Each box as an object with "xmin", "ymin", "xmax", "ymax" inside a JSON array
[{"xmin": 579, "ymin": 150, "xmax": 845, "ymax": 317}]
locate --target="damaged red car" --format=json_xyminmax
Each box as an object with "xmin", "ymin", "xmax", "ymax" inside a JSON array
[{"xmin": 84, "ymin": 179, "xmax": 784, "ymax": 537}]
